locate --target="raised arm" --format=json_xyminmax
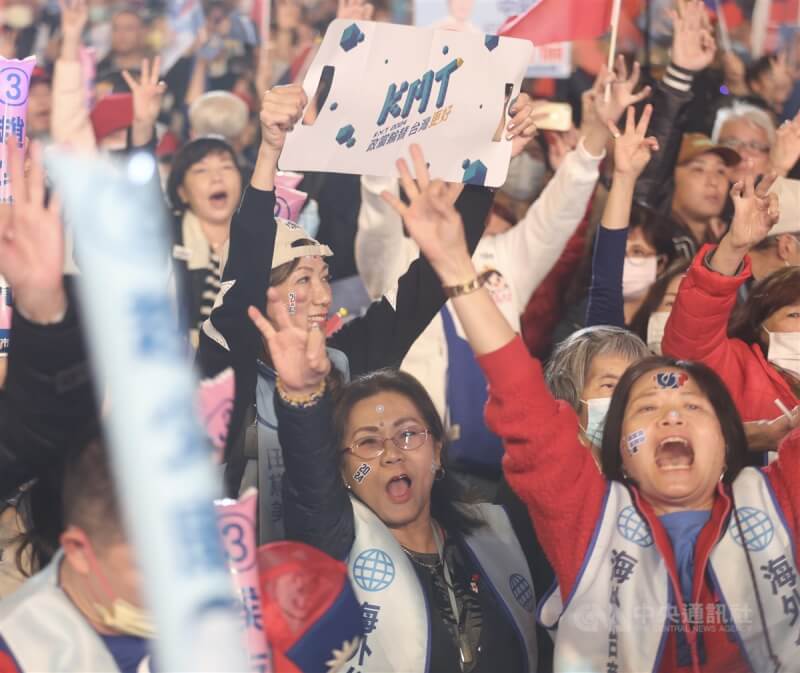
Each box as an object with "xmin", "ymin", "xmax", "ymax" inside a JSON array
[
  {"xmin": 51, "ymin": 0, "xmax": 96, "ymax": 150},
  {"xmin": 249, "ymin": 290, "xmax": 355, "ymax": 560},
  {"xmin": 196, "ymin": 86, "xmax": 304, "ymax": 479},
  {"xmin": 661, "ymin": 174, "xmax": 780, "ymax": 388},
  {"xmin": 634, "ymin": 0, "xmax": 714, "ymax": 208},
  {"xmin": 0, "ymin": 142, "xmax": 96, "ymax": 497},
  {"xmin": 381, "ymin": 157, "xmax": 607, "ymax": 597},
  {"xmin": 586, "ymin": 105, "xmax": 658, "ymax": 328}
]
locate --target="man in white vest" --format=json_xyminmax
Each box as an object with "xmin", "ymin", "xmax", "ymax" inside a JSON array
[{"xmin": 0, "ymin": 438, "xmax": 155, "ymax": 673}]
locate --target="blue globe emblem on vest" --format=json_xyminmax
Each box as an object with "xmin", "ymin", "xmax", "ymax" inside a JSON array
[
  {"xmin": 617, "ymin": 506, "xmax": 653, "ymax": 547},
  {"xmin": 731, "ymin": 507, "xmax": 774, "ymax": 552},
  {"xmin": 509, "ymin": 573, "xmax": 534, "ymax": 613},
  {"xmin": 352, "ymin": 548, "xmax": 396, "ymax": 592}
]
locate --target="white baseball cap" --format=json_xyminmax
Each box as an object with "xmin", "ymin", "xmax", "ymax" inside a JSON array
[
  {"xmin": 272, "ymin": 217, "xmax": 333, "ymax": 269},
  {"xmin": 768, "ymin": 177, "xmax": 800, "ymax": 237}
]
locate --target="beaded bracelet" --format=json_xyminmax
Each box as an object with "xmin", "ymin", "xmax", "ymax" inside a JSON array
[{"xmin": 276, "ymin": 377, "xmax": 327, "ymax": 408}]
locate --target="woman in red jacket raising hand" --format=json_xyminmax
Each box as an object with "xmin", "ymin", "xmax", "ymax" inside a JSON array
[
  {"xmin": 661, "ymin": 170, "xmax": 800, "ymax": 452},
  {"xmin": 385, "ymin": 108, "xmax": 800, "ymax": 673}
]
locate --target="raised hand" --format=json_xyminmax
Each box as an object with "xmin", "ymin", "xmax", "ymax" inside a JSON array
[
  {"xmin": 670, "ymin": 0, "xmax": 716, "ymax": 72},
  {"xmin": 260, "ymin": 84, "xmax": 308, "ymax": 155},
  {"xmin": 59, "ymin": 0, "xmax": 88, "ymax": 60},
  {"xmin": 546, "ymin": 128, "xmax": 578, "ymax": 171},
  {"xmin": 337, "ymin": 0, "xmax": 374, "ymax": 21},
  {"xmin": 609, "ymin": 104, "xmax": 659, "ymax": 179},
  {"xmin": 381, "ymin": 145, "xmax": 468, "ymax": 285},
  {"xmin": 580, "ymin": 56, "xmax": 651, "ymax": 156},
  {"xmin": 726, "ymin": 173, "xmax": 780, "ymax": 251},
  {"xmin": 275, "ymin": 0, "xmax": 302, "ymax": 31},
  {"xmin": 594, "ymin": 56, "xmax": 652, "ymax": 126},
  {"xmin": 507, "ymin": 94, "xmax": 547, "ymax": 158},
  {"xmin": 123, "ymin": 57, "xmax": 167, "ymax": 145},
  {"xmin": 770, "ymin": 112, "xmax": 800, "ymax": 176},
  {"xmin": 0, "ymin": 141, "xmax": 66, "ymax": 323},
  {"xmin": 248, "ymin": 288, "xmax": 330, "ymax": 395}
]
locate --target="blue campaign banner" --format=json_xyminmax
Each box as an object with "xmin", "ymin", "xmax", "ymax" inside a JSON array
[{"xmin": 46, "ymin": 149, "xmax": 248, "ymax": 673}]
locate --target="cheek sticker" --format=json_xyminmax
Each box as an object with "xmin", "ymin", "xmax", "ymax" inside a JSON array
[
  {"xmin": 626, "ymin": 430, "xmax": 646, "ymax": 456},
  {"xmin": 353, "ymin": 463, "xmax": 371, "ymax": 483},
  {"xmin": 288, "ymin": 290, "xmax": 297, "ymax": 315},
  {"xmin": 654, "ymin": 371, "xmax": 688, "ymax": 389}
]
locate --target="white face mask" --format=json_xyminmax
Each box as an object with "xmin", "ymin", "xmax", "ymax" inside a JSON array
[
  {"xmin": 764, "ymin": 327, "xmax": 800, "ymax": 380},
  {"xmin": 647, "ymin": 311, "xmax": 671, "ymax": 355},
  {"xmin": 580, "ymin": 397, "xmax": 612, "ymax": 447},
  {"xmin": 623, "ymin": 256, "xmax": 658, "ymax": 300},
  {"xmin": 501, "ymin": 152, "xmax": 547, "ymax": 202}
]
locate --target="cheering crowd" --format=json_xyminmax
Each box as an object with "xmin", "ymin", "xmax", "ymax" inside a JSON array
[{"xmin": 1, "ymin": 0, "xmax": 800, "ymax": 671}]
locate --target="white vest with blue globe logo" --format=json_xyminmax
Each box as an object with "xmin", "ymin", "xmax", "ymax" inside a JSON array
[
  {"xmin": 0, "ymin": 552, "xmax": 136, "ymax": 672},
  {"xmin": 347, "ymin": 497, "xmax": 538, "ymax": 672},
  {"xmin": 539, "ymin": 468, "xmax": 799, "ymax": 673}
]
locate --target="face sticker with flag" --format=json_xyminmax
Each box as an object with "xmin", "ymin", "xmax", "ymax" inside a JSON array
[{"xmin": 654, "ymin": 371, "xmax": 689, "ymax": 389}]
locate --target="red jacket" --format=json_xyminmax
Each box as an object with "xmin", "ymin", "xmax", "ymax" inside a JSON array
[
  {"xmin": 478, "ymin": 336, "xmax": 800, "ymax": 673},
  {"xmin": 661, "ymin": 244, "xmax": 798, "ymax": 423}
]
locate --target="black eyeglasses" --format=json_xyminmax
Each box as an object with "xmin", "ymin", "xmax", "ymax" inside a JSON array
[{"xmin": 343, "ymin": 427, "xmax": 430, "ymax": 460}]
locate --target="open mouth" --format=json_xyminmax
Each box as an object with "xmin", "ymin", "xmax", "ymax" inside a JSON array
[
  {"xmin": 655, "ymin": 436, "xmax": 694, "ymax": 471},
  {"xmin": 386, "ymin": 474, "xmax": 412, "ymax": 504},
  {"xmin": 209, "ymin": 190, "xmax": 229, "ymax": 207}
]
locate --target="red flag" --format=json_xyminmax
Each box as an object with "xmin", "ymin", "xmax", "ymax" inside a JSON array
[{"xmin": 498, "ymin": 0, "xmax": 613, "ymax": 46}]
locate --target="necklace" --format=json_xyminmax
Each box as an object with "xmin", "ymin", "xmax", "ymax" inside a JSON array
[
  {"xmin": 401, "ymin": 546, "xmax": 442, "ymax": 570},
  {"xmin": 432, "ymin": 524, "xmax": 474, "ymax": 672}
]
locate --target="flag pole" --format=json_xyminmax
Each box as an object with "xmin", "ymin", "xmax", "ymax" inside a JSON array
[
  {"xmin": 605, "ymin": 0, "xmax": 622, "ymax": 102},
  {"xmin": 715, "ymin": 0, "xmax": 732, "ymax": 52},
  {"xmin": 750, "ymin": 0, "xmax": 771, "ymax": 58}
]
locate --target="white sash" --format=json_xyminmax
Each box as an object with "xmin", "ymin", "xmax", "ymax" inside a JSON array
[
  {"xmin": 0, "ymin": 552, "xmax": 121, "ymax": 672},
  {"xmin": 539, "ymin": 469, "xmax": 799, "ymax": 673},
  {"xmin": 347, "ymin": 497, "xmax": 538, "ymax": 672},
  {"xmin": 709, "ymin": 468, "xmax": 799, "ymax": 673}
]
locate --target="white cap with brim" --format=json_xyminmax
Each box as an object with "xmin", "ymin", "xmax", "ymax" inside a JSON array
[
  {"xmin": 272, "ymin": 217, "xmax": 333, "ymax": 269},
  {"xmin": 768, "ymin": 177, "xmax": 800, "ymax": 237}
]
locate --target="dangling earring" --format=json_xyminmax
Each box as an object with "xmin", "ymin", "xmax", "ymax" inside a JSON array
[{"xmin": 435, "ymin": 465, "xmax": 446, "ymax": 481}]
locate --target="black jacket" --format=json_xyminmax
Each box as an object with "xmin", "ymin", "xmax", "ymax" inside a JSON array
[
  {"xmin": 0, "ymin": 282, "xmax": 97, "ymax": 500},
  {"xmin": 196, "ymin": 183, "xmax": 494, "ymax": 494}
]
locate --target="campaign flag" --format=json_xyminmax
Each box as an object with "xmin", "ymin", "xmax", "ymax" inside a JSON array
[{"xmin": 498, "ymin": 0, "xmax": 613, "ymax": 46}]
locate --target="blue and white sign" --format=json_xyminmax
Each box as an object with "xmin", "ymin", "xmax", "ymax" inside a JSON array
[
  {"xmin": 280, "ymin": 19, "xmax": 532, "ymax": 187},
  {"xmin": 46, "ymin": 149, "xmax": 247, "ymax": 673}
]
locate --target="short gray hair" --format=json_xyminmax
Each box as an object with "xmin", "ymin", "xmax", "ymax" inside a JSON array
[
  {"xmin": 189, "ymin": 91, "xmax": 249, "ymax": 142},
  {"xmin": 712, "ymin": 102, "xmax": 776, "ymax": 146},
  {"xmin": 545, "ymin": 326, "xmax": 650, "ymax": 411}
]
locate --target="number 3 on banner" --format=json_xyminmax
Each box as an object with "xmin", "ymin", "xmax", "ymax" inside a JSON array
[{"xmin": 0, "ymin": 68, "xmax": 28, "ymax": 106}]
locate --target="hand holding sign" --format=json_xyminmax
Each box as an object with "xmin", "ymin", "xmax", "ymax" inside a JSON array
[
  {"xmin": 506, "ymin": 93, "xmax": 544, "ymax": 158},
  {"xmin": 260, "ymin": 84, "xmax": 308, "ymax": 156},
  {"xmin": 0, "ymin": 141, "xmax": 66, "ymax": 323},
  {"xmin": 381, "ymin": 144, "xmax": 470, "ymax": 286}
]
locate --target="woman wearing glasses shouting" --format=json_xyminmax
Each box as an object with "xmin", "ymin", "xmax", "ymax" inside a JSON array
[{"xmin": 254, "ymin": 165, "xmax": 539, "ymax": 673}]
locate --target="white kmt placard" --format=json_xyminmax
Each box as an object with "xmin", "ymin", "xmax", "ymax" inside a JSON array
[{"xmin": 280, "ymin": 20, "xmax": 533, "ymax": 187}]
